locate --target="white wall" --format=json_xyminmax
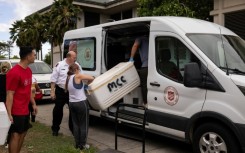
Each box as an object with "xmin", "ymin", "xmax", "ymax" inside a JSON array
[
  {"xmin": 52, "ymin": 46, "xmax": 61, "ymax": 68},
  {"xmin": 77, "ymin": 11, "xmax": 84, "ymax": 28}
]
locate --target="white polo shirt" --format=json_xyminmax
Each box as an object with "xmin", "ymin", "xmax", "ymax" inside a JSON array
[{"xmin": 50, "ymin": 58, "xmax": 82, "ymax": 89}]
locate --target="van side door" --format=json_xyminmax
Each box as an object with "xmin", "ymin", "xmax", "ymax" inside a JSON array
[{"xmin": 147, "ymin": 32, "xmax": 207, "ymax": 137}]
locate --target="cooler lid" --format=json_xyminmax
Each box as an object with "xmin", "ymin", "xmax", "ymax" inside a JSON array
[{"xmin": 88, "ymin": 62, "xmax": 134, "ymax": 90}]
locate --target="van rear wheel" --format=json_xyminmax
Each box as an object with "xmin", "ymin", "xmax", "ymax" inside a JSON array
[{"xmin": 193, "ymin": 123, "xmax": 240, "ymax": 153}]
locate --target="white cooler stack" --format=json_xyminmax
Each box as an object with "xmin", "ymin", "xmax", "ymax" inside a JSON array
[
  {"xmin": 87, "ymin": 62, "xmax": 140, "ymax": 110},
  {"xmin": 0, "ymin": 102, "xmax": 11, "ymax": 145}
]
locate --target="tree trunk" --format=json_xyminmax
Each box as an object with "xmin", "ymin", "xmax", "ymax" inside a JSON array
[
  {"xmin": 51, "ymin": 42, "xmax": 53, "ymax": 67},
  {"xmin": 40, "ymin": 44, "xmax": 43, "ymax": 61},
  {"xmin": 59, "ymin": 44, "xmax": 62, "ymax": 61}
]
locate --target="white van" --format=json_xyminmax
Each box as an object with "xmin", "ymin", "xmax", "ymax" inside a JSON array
[
  {"xmin": 63, "ymin": 17, "xmax": 245, "ymax": 153},
  {"xmin": 0, "ymin": 59, "xmax": 52, "ymax": 100}
]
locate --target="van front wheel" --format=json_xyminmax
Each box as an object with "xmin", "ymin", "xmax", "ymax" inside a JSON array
[{"xmin": 193, "ymin": 123, "xmax": 240, "ymax": 153}]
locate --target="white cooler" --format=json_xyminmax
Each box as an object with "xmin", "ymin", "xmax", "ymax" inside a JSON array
[
  {"xmin": 0, "ymin": 102, "xmax": 11, "ymax": 145},
  {"xmin": 87, "ymin": 62, "xmax": 140, "ymax": 110}
]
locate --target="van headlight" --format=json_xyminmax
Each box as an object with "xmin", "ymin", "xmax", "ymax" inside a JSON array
[{"xmin": 237, "ymin": 85, "xmax": 245, "ymax": 96}]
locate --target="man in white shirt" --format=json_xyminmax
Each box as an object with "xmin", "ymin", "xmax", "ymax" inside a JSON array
[{"xmin": 50, "ymin": 51, "xmax": 77, "ymax": 136}]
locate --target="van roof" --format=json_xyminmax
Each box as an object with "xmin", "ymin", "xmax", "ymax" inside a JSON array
[{"xmin": 65, "ymin": 16, "xmax": 236, "ymax": 37}]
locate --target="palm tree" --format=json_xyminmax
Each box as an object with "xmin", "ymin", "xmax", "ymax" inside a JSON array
[
  {"xmin": 0, "ymin": 42, "xmax": 9, "ymax": 58},
  {"xmin": 48, "ymin": 0, "xmax": 81, "ymax": 60},
  {"xmin": 6, "ymin": 41, "xmax": 13, "ymax": 59},
  {"xmin": 9, "ymin": 13, "xmax": 47, "ymax": 59},
  {"xmin": 42, "ymin": 11, "xmax": 54, "ymax": 65},
  {"xmin": 24, "ymin": 13, "xmax": 47, "ymax": 59},
  {"xmin": 9, "ymin": 0, "xmax": 81, "ymax": 62},
  {"xmin": 9, "ymin": 20, "xmax": 26, "ymax": 46}
]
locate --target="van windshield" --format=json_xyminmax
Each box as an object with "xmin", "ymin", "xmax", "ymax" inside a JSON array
[{"xmin": 188, "ymin": 34, "xmax": 245, "ymax": 74}]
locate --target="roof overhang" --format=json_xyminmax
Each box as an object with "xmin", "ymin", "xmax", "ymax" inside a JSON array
[{"xmin": 36, "ymin": 0, "xmax": 137, "ymax": 15}]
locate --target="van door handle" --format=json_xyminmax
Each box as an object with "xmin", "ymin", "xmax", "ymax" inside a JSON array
[{"xmin": 150, "ymin": 82, "xmax": 160, "ymax": 87}]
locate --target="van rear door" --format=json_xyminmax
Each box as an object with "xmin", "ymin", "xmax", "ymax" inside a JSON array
[{"xmin": 63, "ymin": 27, "xmax": 102, "ymax": 76}]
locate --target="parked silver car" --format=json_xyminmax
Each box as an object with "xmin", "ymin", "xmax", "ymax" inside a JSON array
[{"xmin": 0, "ymin": 59, "xmax": 52, "ymax": 100}]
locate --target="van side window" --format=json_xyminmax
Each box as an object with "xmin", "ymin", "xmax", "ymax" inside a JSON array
[
  {"xmin": 155, "ymin": 36, "xmax": 200, "ymax": 82},
  {"xmin": 64, "ymin": 38, "xmax": 96, "ymax": 71}
]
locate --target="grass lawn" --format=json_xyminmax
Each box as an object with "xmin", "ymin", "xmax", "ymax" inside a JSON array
[{"xmin": 0, "ymin": 122, "xmax": 97, "ymax": 153}]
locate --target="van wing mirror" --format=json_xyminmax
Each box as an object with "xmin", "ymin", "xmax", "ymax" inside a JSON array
[{"xmin": 184, "ymin": 63, "xmax": 202, "ymax": 88}]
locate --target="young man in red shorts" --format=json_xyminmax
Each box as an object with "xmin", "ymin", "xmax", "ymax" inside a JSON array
[{"xmin": 5, "ymin": 46, "xmax": 38, "ymax": 153}]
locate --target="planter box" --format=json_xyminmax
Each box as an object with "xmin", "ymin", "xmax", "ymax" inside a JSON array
[{"xmin": 0, "ymin": 102, "xmax": 11, "ymax": 145}]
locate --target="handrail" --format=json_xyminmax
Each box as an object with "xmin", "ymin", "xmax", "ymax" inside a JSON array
[{"xmin": 115, "ymin": 103, "xmax": 147, "ymax": 153}]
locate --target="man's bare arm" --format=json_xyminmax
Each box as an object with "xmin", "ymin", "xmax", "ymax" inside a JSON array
[
  {"xmin": 30, "ymin": 91, "xmax": 38, "ymax": 115},
  {"xmin": 6, "ymin": 90, "xmax": 15, "ymax": 123},
  {"xmin": 51, "ymin": 82, "xmax": 56, "ymax": 100},
  {"xmin": 130, "ymin": 41, "xmax": 139, "ymax": 59}
]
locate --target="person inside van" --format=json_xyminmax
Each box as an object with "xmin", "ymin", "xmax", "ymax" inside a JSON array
[
  {"xmin": 159, "ymin": 49, "xmax": 183, "ymax": 81},
  {"xmin": 129, "ymin": 36, "xmax": 149, "ymax": 105},
  {"xmin": 69, "ymin": 41, "xmax": 77, "ymax": 54}
]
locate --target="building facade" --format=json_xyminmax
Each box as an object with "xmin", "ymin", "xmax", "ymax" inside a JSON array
[
  {"xmin": 210, "ymin": 0, "xmax": 245, "ymax": 40},
  {"xmin": 38, "ymin": 0, "xmax": 245, "ymax": 67},
  {"xmin": 41, "ymin": 0, "xmax": 138, "ymax": 66}
]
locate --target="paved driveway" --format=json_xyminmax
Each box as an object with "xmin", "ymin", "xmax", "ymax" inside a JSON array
[{"xmin": 36, "ymin": 103, "xmax": 192, "ymax": 153}]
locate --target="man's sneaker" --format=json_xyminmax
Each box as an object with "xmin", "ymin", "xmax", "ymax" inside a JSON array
[
  {"xmin": 77, "ymin": 144, "xmax": 90, "ymax": 150},
  {"xmin": 83, "ymin": 144, "xmax": 90, "ymax": 149}
]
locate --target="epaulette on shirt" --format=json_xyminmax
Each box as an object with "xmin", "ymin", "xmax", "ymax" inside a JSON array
[{"xmin": 55, "ymin": 61, "xmax": 62, "ymax": 67}]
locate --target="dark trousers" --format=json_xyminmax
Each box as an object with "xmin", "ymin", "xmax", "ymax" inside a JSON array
[
  {"xmin": 51, "ymin": 86, "xmax": 73, "ymax": 133},
  {"xmin": 138, "ymin": 67, "xmax": 148, "ymax": 104},
  {"xmin": 69, "ymin": 100, "xmax": 89, "ymax": 147}
]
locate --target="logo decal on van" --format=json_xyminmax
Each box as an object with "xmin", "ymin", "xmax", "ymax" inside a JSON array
[
  {"xmin": 107, "ymin": 76, "xmax": 127, "ymax": 92},
  {"xmin": 84, "ymin": 48, "xmax": 91, "ymax": 61},
  {"xmin": 164, "ymin": 86, "xmax": 179, "ymax": 106}
]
